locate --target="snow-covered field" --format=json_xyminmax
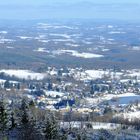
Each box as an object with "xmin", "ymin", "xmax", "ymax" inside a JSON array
[
  {"xmin": 6, "ymin": 46, "xmax": 14, "ymax": 49},
  {"xmin": 85, "ymin": 70, "xmax": 106, "ymax": 79},
  {"xmin": 17, "ymin": 36, "xmax": 33, "ymax": 40},
  {"xmin": 34, "ymin": 48, "xmax": 50, "ymax": 53},
  {"xmin": 108, "ymin": 31, "xmax": 126, "ymax": 34},
  {"xmin": 127, "ymin": 69, "xmax": 140, "ymax": 79},
  {"xmin": 38, "ymin": 40, "xmax": 49, "ymax": 43},
  {"xmin": 65, "ymin": 43, "xmax": 80, "ymax": 47},
  {"xmin": 82, "ymin": 69, "xmax": 140, "ymax": 80},
  {"xmin": 0, "ymin": 39, "xmax": 15, "ymax": 43},
  {"xmin": 85, "ymin": 69, "xmax": 123, "ymax": 80},
  {"xmin": 37, "ymin": 23, "xmax": 78, "ymax": 30},
  {"xmin": 0, "ymin": 31, "xmax": 8, "ymax": 34},
  {"xmin": 59, "ymin": 121, "xmax": 120, "ymax": 130},
  {"xmin": 129, "ymin": 46, "xmax": 140, "ymax": 51},
  {"xmin": 52, "ymin": 50, "xmax": 104, "ymax": 59},
  {"xmin": 52, "ymin": 39, "xmax": 75, "ymax": 42},
  {"xmin": 44, "ymin": 91, "xmax": 66, "ymax": 98},
  {"xmin": 119, "ymin": 111, "xmax": 140, "ymax": 121},
  {"xmin": 0, "ymin": 69, "xmax": 46, "ymax": 80},
  {"xmin": 49, "ymin": 33, "xmax": 71, "ymax": 39}
]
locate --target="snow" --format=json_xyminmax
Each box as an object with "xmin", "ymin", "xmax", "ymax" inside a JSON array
[
  {"xmin": 46, "ymin": 98, "xmax": 60, "ymax": 104},
  {"xmin": 37, "ymin": 23, "xmax": 78, "ymax": 30},
  {"xmin": 120, "ymin": 79, "xmax": 131, "ymax": 83},
  {"xmin": 0, "ymin": 39, "xmax": 15, "ymax": 43},
  {"xmin": 127, "ymin": 69, "xmax": 140, "ymax": 79},
  {"xmin": 92, "ymin": 122, "xmax": 120, "ymax": 130},
  {"xmin": 0, "ymin": 69, "xmax": 46, "ymax": 80},
  {"xmin": 0, "ymin": 31, "xmax": 8, "ymax": 34},
  {"xmin": 73, "ymin": 52, "xmax": 103, "ymax": 58},
  {"xmin": 46, "ymin": 105, "xmax": 56, "ymax": 110},
  {"xmin": 53, "ymin": 50, "xmax": 104, "ymax": 59},
  {"xmin": 65, "ymin": 43, "xmax": 79, "ymax": 47},
  {"xmin": 34, "ymin": 48, "xmax": 49, "ymax": 53},
  {"xmin": 102, "ymin": 49, "xmax": 110, "ymax": 52},
  {"xmin": 82, "ymin": 40, "xmax": 93, "ymax": 45},
  {"xmin": 129, "ymin": 46, "xmax": 140, "ymax": 51},
  {"xmin": 0, "ymin": 79, "xmax": 6, "ymax": 83},
  {"xmin": 108, "ymin": 38, "xmax": 115, "ymax": 41},
  {"xmin": 44, "ymin": 91, "xmax": 66, "ymax": 98},
  {"xmin": 107, "ymin": 25, "xmax": 114, "ymax": 28},
  {"xmin": 120, "ymin": 111, "xmax": 140, "ymax": 120},
  {"xmin": 76, "ymin": 108, "xmax": 92, "ymax": 113},
  {"xmin": 6, "ymin": 46, "xmax": 14, "ymax": 49},
  {"xmin": 17, "ymin": 36, "xmax": 33, "ymax": 40},
  {"xmin": 52, "ymin": 39, "xmax": 75, "ymax": 42},
  {"xmin": 26, "ymin": 95, "xmax": 35, "ymax": 100},
  {"xmin": 85, "ymin": 69, "xmax": 123, "ymax": 80},
  {"xmin": 38, "ymin": 35, "xmax": 46, "ymax": 39},
  {"xmin": 60, "ymin": 121, "xmax": 120, "ymax": 130},
  {"xmin": 38, "ymin": 40, "xmax": 49, "ymax": 43},
  {"xmin": 48, "ymin": 70, "xmax": 57, "ymax": 76},
  {"xmin": 50, "ymin": 33, "xmax": 71, "ymax": 39},
  {"xmin": 85, "ymin": 70, "xmax": 105, "ymax": 79},
  {"xmin": 108, "ymin": 31, "xmax": 126, "ymax": 34}
]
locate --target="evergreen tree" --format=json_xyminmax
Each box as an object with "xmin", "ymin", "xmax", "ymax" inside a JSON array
[
  {"xmin": 17, "ymin": 83, "xmax": 20, "ymax": 90},
  {"xmin": 10, "ymin": 111, "xmax": 16, "ymax": 130},
  {"xmin": 0, "ymin": 100, "xmax": 8, "ymax": 134},
  {"xmin": 17, "ymin": 99, "xmax": 41, "ymax": 140},
  {"xmin": 21, "ymin": 99, "xmax": 29, "ymax": 124},
  {"xmin": 48, "ymin": 83, "xmax": 53, "ymax": 91},
  {"xmin": 4, "ymin": 80, "xmax": 11, "ymax": 89},
  {"xmin": 43, "ymin": 115, "xmax": 58, "ymax": 140}
]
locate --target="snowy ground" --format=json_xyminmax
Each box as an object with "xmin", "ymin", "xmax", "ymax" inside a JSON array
[
  {"xmin": 59, "ymin": 121, "xmax": 120, "ymax": 130},
  {"xmin": 17, "ymin": 36, "xmax": 33, "ymax": 40},
  {"xmin": 0, "ymin": 69, "xmax": 46, "ymax": 80},
  {"xmin": 44, "ymin": 91, "xmax": 66, "ymax": 98},
  {"xmin": 127, "ymin": 69, "xmax": 140, "ymax": 79},
  {"xmin": 52, "ymin": 50, "xmax": 104, "ymax": 59},
  {"xmin": 34, "ymin": 48, "xmax": 50, "ymax": 53},
  {"xmin": 119, "ymin": 111, "xmax": 140, "ymax": 121},
  {"xmin": 81, "ymin": 69, "xmax": 123, "ymax": 80},
  {"xmin": 0, "ymin": 39, "xmax": 15, "ymax": 43}
]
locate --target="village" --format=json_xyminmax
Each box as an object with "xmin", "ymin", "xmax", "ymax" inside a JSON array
[
  {"xmin": 0, "ymin": 67, "xmax": 140, "ymax": 139},
  {"xmin": 0, "ymin": 67, "xmax": 140, "ymax": 119}
]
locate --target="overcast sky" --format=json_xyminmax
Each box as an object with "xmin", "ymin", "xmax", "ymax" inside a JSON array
[{"xmin": 0, "ymin": 0, "xmax": 140, "ymax": 21}]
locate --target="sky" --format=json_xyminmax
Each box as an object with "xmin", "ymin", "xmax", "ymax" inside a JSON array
[{"xmin": 0, "ymin": 0, "xmax": 140, "ymax": 21}]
